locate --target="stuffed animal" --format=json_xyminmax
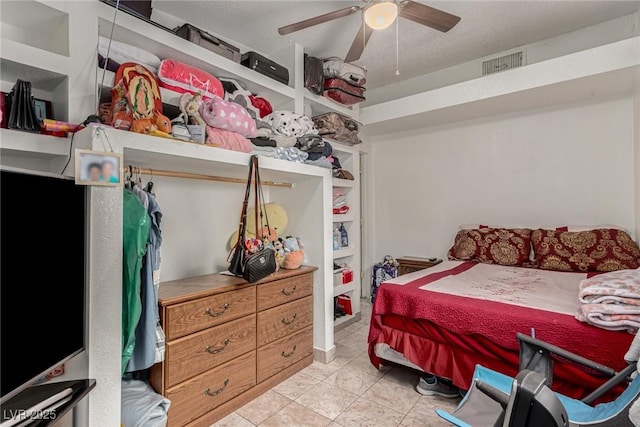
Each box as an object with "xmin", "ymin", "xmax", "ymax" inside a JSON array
[
  {"xmin": 282, "ymin": 235, "xmax": 304, "ymax": 270},
  {"xmin": 179, "ymin": 93, "xmax": 206, "ymax": 127}
]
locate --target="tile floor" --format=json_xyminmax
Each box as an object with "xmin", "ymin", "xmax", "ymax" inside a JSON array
[{"xmin": 212, "ymin": 300, "xmax": 460, "ymax": 427}]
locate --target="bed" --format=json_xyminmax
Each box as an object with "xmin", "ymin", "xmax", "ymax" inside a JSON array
[{"xmin": 367, "ymin": 259, "xmax": 636, "ymax": 400}]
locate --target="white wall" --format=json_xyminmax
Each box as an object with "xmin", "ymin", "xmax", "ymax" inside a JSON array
[{"xmin": 368, "ymin": 94, "xmax": 636, "ymax": 262}]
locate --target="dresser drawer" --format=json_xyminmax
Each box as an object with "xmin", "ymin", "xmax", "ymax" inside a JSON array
[
  {"xmin": 257, "ymin": 296, "xmax": 312, "ymax": 346},
  {"xmin": 166, "ymin": 350, "xmax": 256, "ymax": 427},
  {"xmin": 165, "ymin": 315, "xmax": 257, "ymax": 388},
  {"xmin": 257, "ymin": 273, "xmax": 312, "ymax": 311},
  {"xmin": 257, "ymin": 326, "xmax": 312, "ymax": 383},
  {"xmin": 164, "ymin": 286, "xmax": 255, "ymax": 340}
]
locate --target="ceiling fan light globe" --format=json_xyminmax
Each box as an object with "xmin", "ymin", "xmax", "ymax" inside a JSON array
[{"xmin": 364, "ymin": 2, "xmax": 398, "ymax": 30}]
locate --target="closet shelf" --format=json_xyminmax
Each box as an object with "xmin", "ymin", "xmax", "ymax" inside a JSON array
[
  {"xmin": 0, "ymin": 128, "xmax": 70, "ymax": 158},
  {"xmin": 334, "ymin": 281, "xmax": 357, "ymax": 297},
  {"xmin": 333, "ymin": 212, "xmax": 356, "ymax": 223},
  {"xmin": 0, "ymin": 39, "xmax": 70, "ymax": 78},
  {"xmin": 334, "ymin": 312, "xmax": 356, "ymax": 327},
  {"xmin": 304, "ymin": 92, "xmax": 357, "ymax": 119},
  {"xmin": 333, "ymin": 246, "xmax": 356, "ymax": 258},
  {"xmin": 332, "ymin": 177, "xmax": 356, "ymax": 188},
  {"xmin": 76, "ymin": 125, "xmax": 331, "ymax": 184},
  {"xmin": 95, "ymin": 7, "xmax": 296, "ymax": 111}
]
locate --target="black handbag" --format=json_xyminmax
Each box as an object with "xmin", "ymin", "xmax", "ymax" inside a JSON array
[{"xmin": 228, "ymin": 155, "xmax": 277, "ymax": 283}]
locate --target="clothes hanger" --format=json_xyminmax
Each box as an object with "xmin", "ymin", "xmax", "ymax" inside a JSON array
[{"xmin": 144, "ymin": 168, "xmax": 154, "ymax": 194}]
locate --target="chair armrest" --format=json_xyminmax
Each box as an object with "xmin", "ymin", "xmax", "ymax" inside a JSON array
[{"xmin": 516, "ymin": 333, "xmax": 616, "ymax": 377}]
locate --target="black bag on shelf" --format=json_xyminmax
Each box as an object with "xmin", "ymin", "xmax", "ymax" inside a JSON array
[
  {"xmin": 175, "ymin": 23, "xmax": 241, "ymax": 63},
  {"xmin": 7, "ymin": 80, "xmax": 40, "ymax": 133},
  {"xmin": 241, "ymin": 52, "xmax": 289, "ymax": 85},
  {"xmin": 304, "ymin": 54, "xmax": 324, "ymax": 95}
]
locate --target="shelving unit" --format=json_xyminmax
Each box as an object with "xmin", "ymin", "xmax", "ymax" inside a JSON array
[
  {"xmin": 0, "ymin": 2, "xmax": 364, "ymax": 425},
  {"xmin": 331, "ymin": 141, "xmax": 361, "ymax": 332}
]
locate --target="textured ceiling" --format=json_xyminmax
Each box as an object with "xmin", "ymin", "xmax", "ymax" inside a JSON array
[{"xmin": 153, "ymin": 1, "xmax": 640, "ymax": 88}]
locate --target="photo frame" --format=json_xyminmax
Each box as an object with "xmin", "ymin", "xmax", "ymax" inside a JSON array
[
  {"xmin": 75, "ymin": 149, "xmax": 123, "ymax": 186},
  {"xmin": 33, "ymin": 98, "xmax": 52, "ymax": 122}
]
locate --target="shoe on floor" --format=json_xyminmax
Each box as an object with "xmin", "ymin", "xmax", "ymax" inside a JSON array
[{"xmin": 416, "ymin": 376, "xmax": 460, "ymax": 398}]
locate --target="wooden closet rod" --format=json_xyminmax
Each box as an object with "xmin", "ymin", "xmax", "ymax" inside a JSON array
[{"xmin": 128, "ymin": 166, "xmax": 293, "ymax": 188}]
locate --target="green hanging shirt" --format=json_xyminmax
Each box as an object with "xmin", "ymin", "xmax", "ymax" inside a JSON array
[{"xmin": 122, "ymin": 189, "xmax": 151, "ymax": 375}]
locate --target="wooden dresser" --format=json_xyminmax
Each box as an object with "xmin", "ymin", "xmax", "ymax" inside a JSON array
[
  {"xmin": 150, "ymin": 266, "xmax": 317, "ymax": 427},
  {"xmin": 396, "ymin": 257, "xmax": 443, "ymax": 276}
]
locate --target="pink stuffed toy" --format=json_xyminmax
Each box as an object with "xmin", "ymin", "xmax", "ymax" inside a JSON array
[{"xmin": 200, "ymin": 95, "xmax": 257, "ymax": 137}]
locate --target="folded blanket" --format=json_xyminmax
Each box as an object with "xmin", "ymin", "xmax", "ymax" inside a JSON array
[
  {"xmin": 205, "ymin": 126, "xmax": 253, "ymax": 153},
  {"xmin": 579, "ymin": 269, "xmax": 640, "ymax": 305},
  {"xmin": 576, "ymin": 303, "xmax": 640, "ymax": 332},
  {"xmin": 252, "ymin": 146, "xmax": 308, "ymax": 162},
  {"xmin": 121, "ymin": 379, "xmax": 170, "ymax": 427}
]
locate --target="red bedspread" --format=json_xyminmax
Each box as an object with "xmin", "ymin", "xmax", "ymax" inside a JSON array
[{"xmin": 367, "ymin": 262, "xmax": 634, "ymax": 399}]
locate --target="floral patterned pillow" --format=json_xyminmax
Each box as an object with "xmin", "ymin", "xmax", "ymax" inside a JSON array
[
  {"xmin": 448, "ymin": 228, "xmax": 533, "ymax": 266},
  {"xmin": 531, "ymin": 228, "xmax": 640, "ymax": 272}
]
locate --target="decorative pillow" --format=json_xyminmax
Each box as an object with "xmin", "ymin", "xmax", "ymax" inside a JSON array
[
  {"xmin": 531, "ymin": 228, "xmax": 640, "ymax": 272},
  {"xmin": 200, "ymin": 95, "xmax": 257, "ymax": 137},
  {"xmin": 448, "ymin": 228, "xmax": 533, "ymax": 266}
]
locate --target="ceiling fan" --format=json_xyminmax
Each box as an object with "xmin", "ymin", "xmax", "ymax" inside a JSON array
[{"xmin": 277, "ymin": 1, "xmax": 461, "ymax": 63}]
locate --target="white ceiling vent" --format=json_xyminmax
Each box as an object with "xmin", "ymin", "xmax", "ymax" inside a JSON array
[{"xmin": 482, "ymin": 51, "xmax": 525, "ymax": 76}]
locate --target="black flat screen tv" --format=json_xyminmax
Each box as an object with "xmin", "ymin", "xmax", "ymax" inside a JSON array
[{"xmin": 0, "ymin": 167, "xmax": 87, "ymax": 403}]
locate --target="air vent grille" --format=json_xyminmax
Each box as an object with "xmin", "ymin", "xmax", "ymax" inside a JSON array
[{"xmin": 482, "ymin": 51, "xmax": 524, "ymax": 76}]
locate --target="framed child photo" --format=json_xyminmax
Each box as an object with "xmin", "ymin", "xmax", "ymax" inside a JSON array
[{"xmin": 75, "ymin": 149, "xmax": 123, "ymax": 186}]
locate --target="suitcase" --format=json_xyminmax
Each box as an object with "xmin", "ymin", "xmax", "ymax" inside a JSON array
[
  {"xmin": 241, "ymin": 52, "xmax": 289, "ymax": 85},
  {"xmin": 323, "ymin": 78, "xmax": 366, "ymax": 105},
  {"xmin": 175, "ymin": 24, "xmax": 241, "ymax": 63},
  {"xmin": 304, "ymin": 54, "xmax": 324, "ymax": 95}
]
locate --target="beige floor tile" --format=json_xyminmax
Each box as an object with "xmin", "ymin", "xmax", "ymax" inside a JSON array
[
  {"xmin": 328, "ymin": 422, "xmax": 344, "ymax": 427},
  {"xmin": 335, "ymin": 397, "xmax": 405, "ymax": 427},
  {"xmin": 296, "ymin": 381, "xmax": 359, "ymax": 420},
  {"xmin": 236, "ymin": 390, "xmax": 292, "ymax": 425},
  {"xmin": 259, "ymin": 401, "xmax": 332, "ymax": 427},
  {"xmin": 342, "ymin": 322, "xmax": 366, "ymax": 335},
  {"xmin": 272, "ymin": 371, "xmax": 320, "ymax": 400},
  {"xmin": 362, "ymin": 377, "xmax": 420, "ymax": 415},
  {"xmin": 343, "ymin": 352, "xmax": 389, "ymax": 378},
  {"xmin": 334, "ymin": 328, "xmax": 352, "ymax": 343},
  {"xmin": 400, "ymin": 394, "xmax": 461, "ymax": 426},
  {"xmin": 301, "ymin": 361, "xmax": 342, "ymax": 381},
  {"xmin": 210, "ymin": 411, "xmax": 254, "ymax": 427},
  {"xmin": 323, "ymin": 365, "xmax": 381, "ymax": 396}
]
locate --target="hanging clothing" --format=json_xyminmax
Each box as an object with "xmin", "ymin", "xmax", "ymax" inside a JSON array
[
  {"xmin": 127, "ymin": 190, "xmax": 164, "ymax": 372},
  {"xmin": 123, "ymin": 189, "xmax": 151, "ymax": 375}
]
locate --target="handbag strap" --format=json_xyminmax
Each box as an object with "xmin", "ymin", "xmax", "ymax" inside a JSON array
[
  {"xmin": 253, "ymin": 156, "xmax": 272, "ymax": 240},
  {"xmin": 236, "ymin": 155, "xmax": 255, "ymax": 246}
]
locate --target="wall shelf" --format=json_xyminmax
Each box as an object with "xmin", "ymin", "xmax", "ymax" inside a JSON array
[
  {"xmin": 333, "ymin": 246, "xmax": 356, "ymax": 259},
  {"xmin": 0, "ymin": 128, "xmax": 71, "ymax": 158},
  {"xmin": 333, "ymin": 212, "xmax": 356, "ymax": 223},
  {"xmin": 332, "ymin": 177, "xmax": 356, "ymax": 188},
  {"xmin": 304, "ymin": 92, "xmax": 358, "ymax": 119},
  {"xmin": 95, "ymin": 10, "xmax": 297, "ymax": 111},
  {"xmin": 334, "ymin": 281, "xmax": 357, "ymax": 297},
  {"xmin": 360, "ymin": 37, "xmax": 640, "ymax": 135}
]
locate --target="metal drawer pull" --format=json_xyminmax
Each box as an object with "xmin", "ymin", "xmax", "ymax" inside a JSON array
[
  {"xmin": 281, "ymin": 345, "xmax": 297, "ymax": 358},
  {"xmin": 205, "ymin": 303, "xmax": 230, "ymax": 318},
  {"xmin": 281, "ymin": 313, "xmax": 297, "ymax": 325},
  {"xmin": 205, "ymin": 338, "xmax": 230, "ymax": 354},
  {"xmin": 280, "ymin": 285, "xmax": 297, "ymax": 296},
  {"xmin": 204, "ymin": 379, "xmax": 229, "ymax": 397}
]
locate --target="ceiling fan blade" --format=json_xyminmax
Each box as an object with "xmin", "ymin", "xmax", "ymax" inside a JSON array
[
  {"xmin": 278, "ymin": 5, "xmax": 362, "ymax": 35},
  {"xmin": 399, "ymin": 1, "xmax": 461, "ymax": 32},
  {"xmin": 344, "ymin": 22, "xmax": 374, "ymax": 63}
]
